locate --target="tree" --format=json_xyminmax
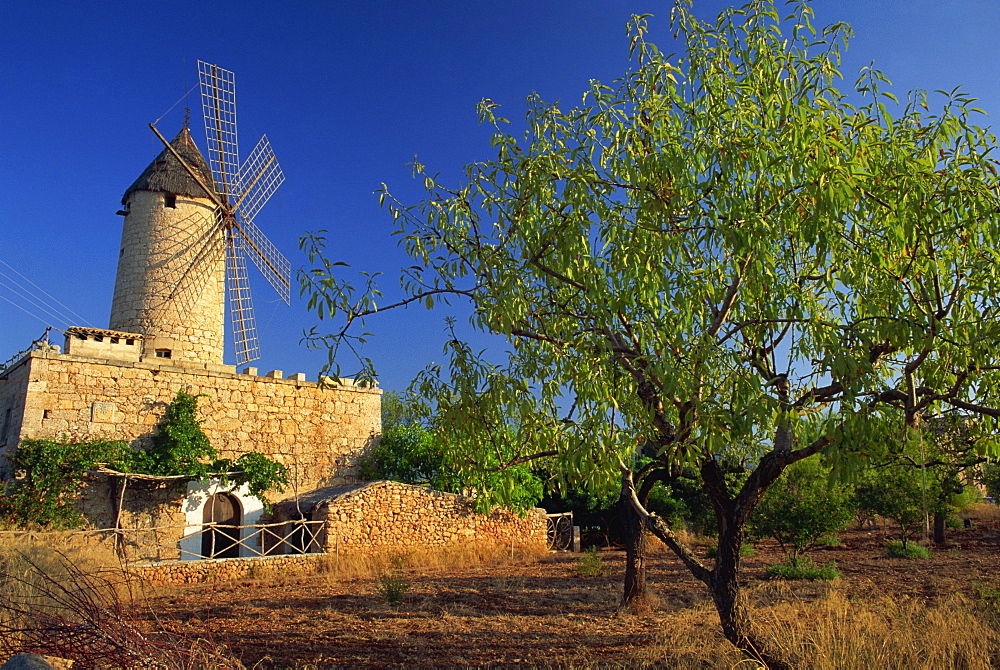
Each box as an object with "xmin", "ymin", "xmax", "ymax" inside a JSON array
[
  {"xmin": 983, "ymin": 462, "xmax": 1000, "ymax": 501},
  {"xmin": 854, "ymin": 464, "xmax": 925, "ymax": 549},
  {"xmin": 301, "ymin": 1, "xmax": 1000, "ymax": 665},
  {"xmin": 749, "ymin": 458, "xmax": 854, "ymax": 560},
  {"xmin": 852, "ymin": 414, "xmax": 989, "ymax": 545},
  {"xmin": 359, "ymin": 390, "xmax": 544, "ymax": 510}
]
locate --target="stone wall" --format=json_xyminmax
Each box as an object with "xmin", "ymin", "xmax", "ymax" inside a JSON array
[
  {"xmin": 131, "ymin": 553, "xmax": 329, "ymax": 586},
  {"xmin": 311, "ymin": 481, "xmax": 548, "ymax": 555},
  {"xmin": 0, "ymin": 352, "xmax": 32, "ymax": 477},
  {"xmin": 0, "ymin": 348, "xmax": 381, "ymax": 496}
]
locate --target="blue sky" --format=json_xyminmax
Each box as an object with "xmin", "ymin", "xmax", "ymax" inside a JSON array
[{"xmin": 1, "ymin": 0, "xmax": 998, "ymax": 393}]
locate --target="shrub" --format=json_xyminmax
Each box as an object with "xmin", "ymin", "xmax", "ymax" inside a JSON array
[
  {"xmin": 764, "ymin": 556, "xmax": 840, "ymax": 581},
  {"xmin": 749, "ymin": 459, "xmax": 854, "ymax": 560},
  {"xmin": 375, "ymin": 571, "xmax": 411, "ymax": 606},
  {"xmin": 576, "ymin": 546, "xmax": 604, "ymax": 577},
  {"xmin": 855, "ymin": 466, "xmax": 926, "ymax": 549},
  {"xmin": 374, "ymin": 557, "xmax": 412, "ymax": 606},
  {"xmin": 885, "ymin": 539, "xmax": 930, "ymax": 559}
]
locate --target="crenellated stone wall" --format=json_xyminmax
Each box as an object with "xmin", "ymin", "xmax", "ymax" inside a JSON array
[{"xmin": 0, "ymin": 347, "xmax": 381, "ymax": 496}]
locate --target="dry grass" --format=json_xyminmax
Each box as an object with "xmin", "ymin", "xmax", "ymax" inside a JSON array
[
  {"xmin": 0, "ymin": 532, "xmax": 241, "ymax": 668},
  {"xmin": 314, "ymin": 539, "xmax": 549, "ymax": 581},
  {"xmin": 646, "ymin": 585, "xmax": 1000, "ymax": 669},
  {"xmin": 965, "ymin": 501, "xmax": 1000, "ymax": 523}
]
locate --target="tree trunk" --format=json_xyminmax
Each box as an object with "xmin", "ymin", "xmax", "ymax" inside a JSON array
[
  {"xmin": 933, "ymin": 511, "xmax": 946, "ymax": 544},
  {"xmin": 618, "ymin": 487, "xmax": 652, "ymax": 613},
  {"xmin": 710, "ymin": 516, "xmax": 791, "ymax": 670}
]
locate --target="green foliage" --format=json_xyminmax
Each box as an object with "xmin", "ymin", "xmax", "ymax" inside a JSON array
[
  {"xmin": 855, "ymin": 465, "xmax": 926, "ymax": 548},
  {"xmin": 375, "ymin": 564, "xmax": 411, "ymax": 606},
  {"xmin": 885, "ymin": 539, "xmax": 931, "ymax": 559},
  {"xmin": 361, "ymin": 390, "xmax": 544, "ymax": 511},
  {"xmin": 982, "ymin": 463, "xmax": 1000, "ymax": 501},
  {"xmin": 0, "ymin": 389, "xmax": 287, "ymax": 528},
  {"xmin": 360, "ymin": 423, "xmax": 454, "ymax": 489},
  {"xmin": 576, "ymin": 546, "xmax": 605, "ymax": 577},
  {"xmin": 0, "ymin": 437, "xmax": 130, "ymax": 528},
  {"xmin": 227, "ymin": 451, "xmax": 289, "ymax": 502},
  {"xmin": 132, "ymin": 390, "xmax": 215, "ymax": 477},
  {"xmin": 764, "ymin": 556, "xmax": 840, "ymax": 581},
  {"xmin": 750, "ymin": 459, "xmax": 854, "ymax": 559}
]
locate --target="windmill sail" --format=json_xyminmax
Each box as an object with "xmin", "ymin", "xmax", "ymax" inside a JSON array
[
  {"xmin": 195, "ymin": 59, "xmax": 290, "ymax": 365},
  {"xmin": 226, "ymin": 233, "xmax": 260, "ymax": 365},
  {"xmin": 198, "ymin": 61, "xmax": 242, "ymax": 201}
]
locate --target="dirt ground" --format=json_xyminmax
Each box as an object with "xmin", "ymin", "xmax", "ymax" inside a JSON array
[{"xmin": 142, "ymin": 515, "xmax": 1000, "ymax": 668}]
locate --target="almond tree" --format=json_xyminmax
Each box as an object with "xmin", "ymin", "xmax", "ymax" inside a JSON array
[{"xmin": 302, "ymin": 1, "xmax": 1000, "ymax": 665}]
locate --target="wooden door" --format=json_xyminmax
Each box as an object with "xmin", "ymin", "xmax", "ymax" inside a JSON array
[{"xmin": 202, "ymin": 492, "xmax": 241, "ymax": 559}]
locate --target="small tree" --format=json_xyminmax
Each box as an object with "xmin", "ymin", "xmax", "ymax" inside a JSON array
[
  {"xmin": 982, "ymin": 462, "xmax": 1000, "ymax": 501},
  {"xmin": 750, "ymin": 458, "xmax": 854, "ymax": 560},
  {"xmin": 854, "ymin": 465, "xmax": 925, "ymax": 549}
]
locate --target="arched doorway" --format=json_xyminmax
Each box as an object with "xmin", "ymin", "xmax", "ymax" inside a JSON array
[{"xmin": 202, "ymin": 492, "xmax": 241, "ymax": 559}]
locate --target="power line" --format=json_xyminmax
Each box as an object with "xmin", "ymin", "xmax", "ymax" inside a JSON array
[
  {"xmin": 0, "ymin": 293, "xmax": 62, "ymax": 329},
  {"xmin": 0, "ymin": 259, "xmax": 92, "ymax": 327}
]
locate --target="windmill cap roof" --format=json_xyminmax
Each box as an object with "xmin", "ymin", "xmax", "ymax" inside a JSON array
[{"xmin": 122, "ymin": 126, "xmax": 217, "ymax": 204}]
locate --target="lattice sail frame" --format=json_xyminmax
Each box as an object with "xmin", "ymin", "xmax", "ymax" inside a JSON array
[{"xmin": 197, "ymin": 60, "xmax": 290, "ymax": 366}]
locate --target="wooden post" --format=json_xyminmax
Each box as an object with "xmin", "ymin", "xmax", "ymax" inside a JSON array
[{"xmin": 112, "ymin": 476, "xmax": 128, "ymax": 559}]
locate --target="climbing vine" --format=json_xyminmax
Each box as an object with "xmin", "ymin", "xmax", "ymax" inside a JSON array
[
  {"xmin": 0, "ymin": 437, "xmax": 130, "ymax": 528},
  {"xmin": 0, "ymin": 389, "xmax": 288, "ymax": 528}
]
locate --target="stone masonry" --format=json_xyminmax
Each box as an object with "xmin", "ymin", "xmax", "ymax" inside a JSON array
[
  {"xmin": 0, "ymin": 347, "xmax": 381, "ymax": 494},
  {"xmin": 110, "ymin": 190, "xmax": 226, "ymax": 366},
  {"xmin": 268, "ymin": 480, "xmax": 549, "ymax": 556}
]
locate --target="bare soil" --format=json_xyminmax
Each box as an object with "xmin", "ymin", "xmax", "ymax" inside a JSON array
[{"xmin": 142, "ymin": 519, "xmax": 1000, "ymax": 668}]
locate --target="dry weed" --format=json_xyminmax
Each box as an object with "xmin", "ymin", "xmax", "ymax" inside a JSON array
[
  {"xmin": 646, "ymin": 588, "xmax": 999, "ymax": 669},
  {"xmin": 0, "ymin": 533, "xmax": 242, "ymax": 668}
]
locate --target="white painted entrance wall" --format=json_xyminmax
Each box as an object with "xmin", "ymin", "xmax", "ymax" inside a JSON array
[{"xmin": 180, "ymin": 480, "xmax": 264, "ymax": 560}]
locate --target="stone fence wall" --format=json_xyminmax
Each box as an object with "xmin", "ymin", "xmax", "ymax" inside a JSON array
[{"xmin": 130, "ymin": 553, "xmax": 327, "ymax": 586}]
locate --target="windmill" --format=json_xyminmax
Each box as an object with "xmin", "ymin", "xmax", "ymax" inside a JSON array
[{"xmin": 147, "ymin": 60, "xmax": 289, "ymax": 365}]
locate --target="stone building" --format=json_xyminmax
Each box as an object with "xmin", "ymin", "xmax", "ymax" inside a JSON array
[{"xmin": 0, "ymin": 124, "xmax": 382, "ymax": 559}]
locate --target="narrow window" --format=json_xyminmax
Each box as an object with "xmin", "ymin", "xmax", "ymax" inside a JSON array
[
  {"xmin": 43, "ymin": 410, "xmax": 51, "ymax": 419},
  {"xmin": 164, "ymin": 194, "xmax": 177, "ymax": 208},
  {"xmin": 155, "ymin": 349, "xmax": 172, "ymax": 359},
  {"xmin": 0, "ymin": 408, "xmax": 11, "ymax": 444}
]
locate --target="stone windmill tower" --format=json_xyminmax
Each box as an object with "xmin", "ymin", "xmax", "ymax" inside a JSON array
[{"xmin": 109, "ymin": 61, "xmax": 289, "ymax": 368}]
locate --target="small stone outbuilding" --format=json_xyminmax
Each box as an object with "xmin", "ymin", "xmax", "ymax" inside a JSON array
[{"xmin": 263, "ymin": 480, "xmax": 548, "ymax": 558}]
